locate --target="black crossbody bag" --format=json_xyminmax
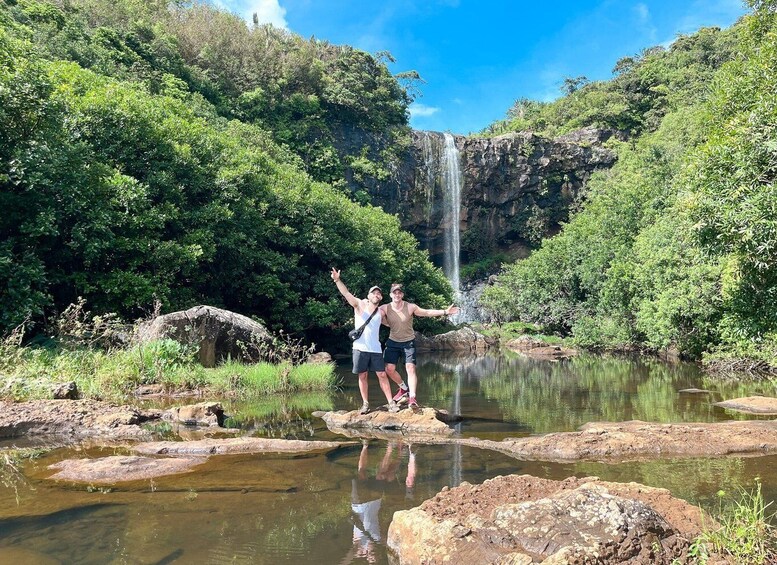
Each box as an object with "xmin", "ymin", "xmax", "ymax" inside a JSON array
[{"xmin": 348, "ymin": 306, "xmax": 380, "ymax": 341}]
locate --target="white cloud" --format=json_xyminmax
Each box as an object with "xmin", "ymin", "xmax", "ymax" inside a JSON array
[
  {"xmin": 244, "ymin": 0, "xmax": 288, "ymax": 29},
  {"xmin": 409, "ymin": 103, "xmax": 440, "ymax": 118},
  {"xmin": 634, "ymin": 3, "xmax": 650, "ymax": 23}
]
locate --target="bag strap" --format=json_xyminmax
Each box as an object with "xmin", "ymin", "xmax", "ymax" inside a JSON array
[{"xmin": 354, "ymin": 305, "xmax": 380, "ymax": 334}]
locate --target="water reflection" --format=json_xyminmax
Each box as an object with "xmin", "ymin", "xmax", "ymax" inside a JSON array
[{"xmin": 348, "ymin": 441, "xmax": 416, "ymax": 563}]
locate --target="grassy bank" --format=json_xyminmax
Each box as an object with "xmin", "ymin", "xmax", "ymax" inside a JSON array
[
  {"xmin": 691, "ymin": 480, "xmax": 776, "ymax": 564},
  {"xmin": 0, "ymin": 338, "xmax": 337, "ymax": 402}
]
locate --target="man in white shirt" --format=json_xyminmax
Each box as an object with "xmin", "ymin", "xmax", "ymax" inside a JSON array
[{"xmin": 331, "ymin": 268, "xmax": 400, "ymax": 414}]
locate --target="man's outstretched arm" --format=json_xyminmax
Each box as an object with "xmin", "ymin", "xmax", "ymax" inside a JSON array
[
  {"xmin": 331, "ymin": 267, "xmax": 360, "ymax": 309},
  {"xmin": 412, "ymin": 303, "xmax": 460, "ymax": 318}
]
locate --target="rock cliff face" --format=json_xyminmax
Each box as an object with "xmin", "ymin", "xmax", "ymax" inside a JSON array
[{"xmin": 368, "ymin": 127, "xmax": 618, "ymax": 263}]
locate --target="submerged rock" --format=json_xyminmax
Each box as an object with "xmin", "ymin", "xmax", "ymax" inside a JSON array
[
  {"xmin": 134, "ymin": 437, "xmax": 350, "ymax": 456},
  {"xmin": 388, "ymin": 475, "xmax": 712, "ymax": 564},
  {"xmin": 48, "ymin": 455, "xmax": 202, "ymax": 483}
]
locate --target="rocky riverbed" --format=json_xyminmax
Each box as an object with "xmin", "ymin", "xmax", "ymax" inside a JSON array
[{"xmin": 3, "ymin": 395, "xmax": 776, "ymax": 563}]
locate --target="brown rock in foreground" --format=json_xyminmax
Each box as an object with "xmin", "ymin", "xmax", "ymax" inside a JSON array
[
  {"xmin": 388, "ymin": 475, "xmax": 714, "ymax": 564},
  {"xmin": 714, "ymin": 396, "xmax": 777, "ymax": 415},
  {"xmin": 318, "ymin": 406, "xmax": 456, "ymax": 437},
  {"xmin": 458, "ymin": 419, "xmax": 777, "ymax": 462},
  {"xmin": 48, "ymin": 455, "xmax": 203, "ymax": 483},
  {"xmin": 134, "ymin": 437, "xmax": 350, "ymax": 456}
]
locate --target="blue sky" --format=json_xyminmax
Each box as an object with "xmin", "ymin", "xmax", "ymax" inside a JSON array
[{"xmin": 218, "ymin": 0, "xmax": 749, "ymax": 135}]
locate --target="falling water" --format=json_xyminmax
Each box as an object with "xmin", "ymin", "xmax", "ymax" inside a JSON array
[
  {"xmin": 419, "ymin": 132, "xmax": 437, "ymax": 230},
  {"xmin": 441, "ymin": 133, "xmax": 462, "ymax": 300}
]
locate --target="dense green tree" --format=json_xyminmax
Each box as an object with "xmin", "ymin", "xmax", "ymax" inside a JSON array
[
  {"xmin": 483, "ymin": 5, "xmax": 777, "ymax": 367},
  {"xmin": 0, "ymin": 8, "xmax": 451, "ymax": 337}
]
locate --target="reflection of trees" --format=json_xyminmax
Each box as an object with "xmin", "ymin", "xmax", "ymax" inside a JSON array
[
  {"xmin": 571, "ymin": 456, "xmax": 754, "ymax": 513},
  {"xmin": 398, "ymin": 351, "xmax": 774, "ymax": 433},
  {"xmin": 223, "ymin": 392, "xmax": 335, "ymax": 438},
  {"xmin": 474, "ymin": 353, "xmax": 763, "ymax": 433}
]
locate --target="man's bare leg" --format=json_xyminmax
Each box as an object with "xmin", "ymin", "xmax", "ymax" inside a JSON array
[
  {"xmin": 377, "ymin": 371, "xmax": 394, "ymax": 404},
  {"xmin": 357, "ymin": 371, "xmax": 370, "ymax": 413},
  {"xmin": 406, "ymin": 363, "xmax": 418, "ymax": 398},
  {"xmin": 385, "ymin": 363, "xmax": 404, "ymax": 387}
]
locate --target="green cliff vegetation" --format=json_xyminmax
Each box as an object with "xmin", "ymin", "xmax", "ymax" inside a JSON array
[
  {"xmin": 0, "ymin": 0, "xmax": 451, "ymax": 345},
  {"xmin": 483, "ymin": 1, "xmax": 777, "ymax": 373}
]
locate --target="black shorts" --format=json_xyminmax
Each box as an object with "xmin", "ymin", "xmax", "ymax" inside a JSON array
[
  {"xmin": 383, "ymin": 338, "xmax": 416, "ymax": 365},
  {"xmin": 352, "ymin": 350, "xmax": 385, "ymax": 374}
]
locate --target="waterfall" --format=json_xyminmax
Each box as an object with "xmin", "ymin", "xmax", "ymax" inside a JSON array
[
  {"xmin": 419, "ymin": 132, "xmax": 436, "ymax": 230},
  {"xmin": 416, "ymin": 131, "xmax": 475, "ymax": 322},
  {"xmin": 441, "ymin": 133, "xmax": 462, "ymax": 305}
]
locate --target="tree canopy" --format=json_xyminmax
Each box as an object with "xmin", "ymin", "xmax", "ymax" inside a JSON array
[
  {"xmin": 483, "ymin": 6, "xmax": 777, "ymax": 366},
  {"xmin": 0, "ymin": 0, "xmax": 451, "ymax": 339}
]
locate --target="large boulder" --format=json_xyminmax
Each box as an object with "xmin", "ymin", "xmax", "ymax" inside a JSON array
[
  {"xmin": 414, "ymin": 328, "xmax": 496, "ymax": 353},
  {"xmin": 136, "ymin": 305, "xmax": 272, "ymax": 367},
  {"xmin": 505, "ymin": 335, "xmax": 577, "ymax": 360},
  {"xmin": 388, "ymin": 475, "xmax": 714, "ymax": 564},
  {"xmin": 164, "ymin": 402, "xmax": 225, "ymax": 427}
]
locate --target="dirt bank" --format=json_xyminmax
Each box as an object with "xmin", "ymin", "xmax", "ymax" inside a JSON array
[{"xmin": 0, "ymin": 400, "xmax": 161, "ymax": 441}]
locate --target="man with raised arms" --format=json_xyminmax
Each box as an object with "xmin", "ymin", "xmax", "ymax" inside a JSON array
[{"xmin": 331, "ymin": 268, "xmax": 400, "ymax": 414}]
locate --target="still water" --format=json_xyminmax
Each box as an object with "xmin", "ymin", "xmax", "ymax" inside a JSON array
[{"xmin": 1, "ymin": 351, "xmax": 776, "ymax": 564}]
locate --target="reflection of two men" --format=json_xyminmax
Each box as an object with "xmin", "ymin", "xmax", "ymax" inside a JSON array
[{"xmin": 350, "ymin": 441, "xmax": 417, "ymax": 562}]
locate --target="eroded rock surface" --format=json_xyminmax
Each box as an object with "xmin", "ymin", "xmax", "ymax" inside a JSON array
[
  {"xmin": 134, "ymin": 437, "xmax": 349, "ymax": 456},
  {"xmin": 458, "ymin": 419, "xmax": 777, "ymax": 462},
  {"xmin": 0, "ymin": 400, "xmax": 160, "ymax": 440},
  {"xmin": 388, "ymin": 475, "xmax": 712, "ymax": 564},
  {"xmin": 714, "ymin": 396, "xmax": 777, "ymax": 415},
  {"xmin": 48, "ymin": 455, "xmax": 202, "ymax": 483},
  {"xmin": 318, "ymin": 406, "xmax": 456, "ymax": 437}
]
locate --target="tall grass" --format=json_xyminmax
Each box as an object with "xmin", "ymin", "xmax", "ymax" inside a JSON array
[
  {"xmin": 207, "ymin": 360, "xmax": 336, "ymax": 396},
  {"xmin": 1, "ymin": 342, "xmax": 336, "ymax": 401},
  {"xmin": 690, "ymin": 480, "xmax": 776, "ymax": 564}
]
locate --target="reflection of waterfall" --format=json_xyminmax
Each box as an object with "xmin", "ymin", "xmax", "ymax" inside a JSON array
[{"xmin": 450, "ymin": 364, "xmax": 463, "ymax": 487}]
